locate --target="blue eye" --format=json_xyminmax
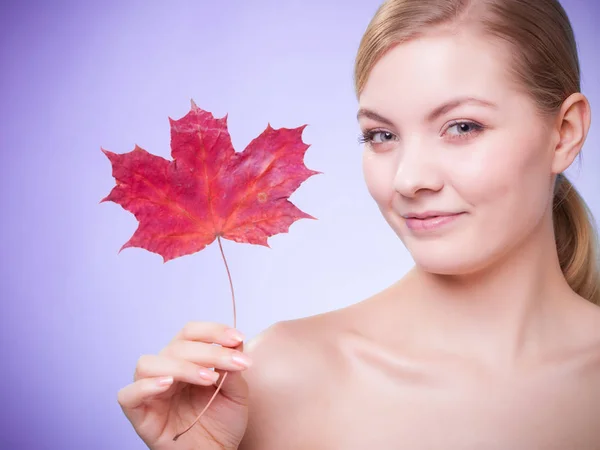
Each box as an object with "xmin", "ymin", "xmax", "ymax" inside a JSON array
[
  {"xmin": 446, "ymin": 121, "xmax": 484, "ymax": 138},
  {"xmin": 358, "ymin": 130, "xmax": 397, "ymax": 145}
]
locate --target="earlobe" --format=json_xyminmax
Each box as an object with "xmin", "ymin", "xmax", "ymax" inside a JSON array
[{"xmin": 551, "ymin": 92, "xmax": 592, "ymax": 174}]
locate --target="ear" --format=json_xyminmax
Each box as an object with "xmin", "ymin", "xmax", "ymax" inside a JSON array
[{"xmin": 550, "ymin": 92, "xmax": 592, "ymax": 174}]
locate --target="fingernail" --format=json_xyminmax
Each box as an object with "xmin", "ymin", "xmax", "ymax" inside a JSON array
[
  {"xmin": 199, "ymin": 369, "xmax": 219, "ymax": 382},
  {"xmin": 231, "ymin": 351, "xmax": 252, "ymax": 368},
  {"xmin": 225, "ymin": 328, "xmax": 245, "ymax": 343},
  {"xmin": 157, "ymin": 376, "xmax": 173, "ymax": 386}
]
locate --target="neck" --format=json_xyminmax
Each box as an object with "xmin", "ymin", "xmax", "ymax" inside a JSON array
[{"xmin": 396, "ymin": 214, "xmax": 577, "ymax": 367}]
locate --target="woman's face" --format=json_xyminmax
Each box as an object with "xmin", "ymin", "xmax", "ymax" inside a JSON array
[{"xmin": 358, "ymin": 30, "xmax": 558, "ymax": 275}]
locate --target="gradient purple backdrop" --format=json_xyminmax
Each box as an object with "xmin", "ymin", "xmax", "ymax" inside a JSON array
[{"xmin": 1, "ymin": 1, "xmax": 599, "ymax": 449}]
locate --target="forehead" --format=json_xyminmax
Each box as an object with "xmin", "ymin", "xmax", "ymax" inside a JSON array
[{"xmin": 359, "ymin": 30, "xmax": 516, "ymax": 109}]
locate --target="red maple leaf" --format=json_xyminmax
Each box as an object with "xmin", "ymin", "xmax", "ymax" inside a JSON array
[
  {"xmin": 101, "ymin": 100, "xmax": 320, "ymax": 440},
  {"xmin": 101, "ymin": 100, "xmax": 319, "ymax": 262}
]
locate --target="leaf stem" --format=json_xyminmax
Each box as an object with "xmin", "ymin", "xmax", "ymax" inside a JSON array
[
  {"xmin": 172, "ymin": 235, "xmax": 237, "ymax": 441},
  {"xmin": 218, "ymin": 235, "xmax": 237, "ymax": 328}
]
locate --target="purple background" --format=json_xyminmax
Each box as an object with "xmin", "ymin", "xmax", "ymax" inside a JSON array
[{"xmin": 1, "ymin": 1, "xmax": 598, "ymax": 448}]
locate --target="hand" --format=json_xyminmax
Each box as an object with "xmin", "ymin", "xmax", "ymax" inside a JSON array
[{"xmin": 117, "ymin": 321, "xmax": 252, "ymax": 449}]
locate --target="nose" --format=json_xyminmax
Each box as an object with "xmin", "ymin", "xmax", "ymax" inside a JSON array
[{"xmin": 393, "ymin": 138, "xmax": 443, "ymax": 198}]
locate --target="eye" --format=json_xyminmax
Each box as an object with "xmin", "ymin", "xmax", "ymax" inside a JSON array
[
  {"xmin": 358, "ymin": 129, "xmax": 397, "ymax": 145},
  {"xmin": 445, "ymin": 121, "xmax": 484, "ymax": 139}
]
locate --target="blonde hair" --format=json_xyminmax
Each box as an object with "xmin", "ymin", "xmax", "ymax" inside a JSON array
[{"xmin": 354, "ymin": 0, "xmax": 600, "ymax": 304}]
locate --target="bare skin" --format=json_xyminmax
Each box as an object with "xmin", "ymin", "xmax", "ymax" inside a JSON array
[
  {"xmin": 241, "ymin": 193, "xmax": 600, "ymax": 450},
  {"xmin": 241, "ymin": 279, "xmax": 600, "ymax": 450},
  {"xmin": 118, "ymin": 323, "xmax": 252, "ymax": 449}
]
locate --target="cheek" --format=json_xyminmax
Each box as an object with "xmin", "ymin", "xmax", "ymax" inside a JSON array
[
  {"xmin": 362, "ymin": 150, "xmax": 397, "ymax": 206},
  {"xmin": 451, "ymin": 130, "xmax": 552, "ymax": 226}
]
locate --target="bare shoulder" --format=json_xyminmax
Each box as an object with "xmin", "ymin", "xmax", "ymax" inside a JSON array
[
  {"xmin": 242, "ymin": 315, "xmax": 332, "ymax": 392},
  {"xmin": 238, "ymin": 310, "xmax": 350, "ymax": 449}
]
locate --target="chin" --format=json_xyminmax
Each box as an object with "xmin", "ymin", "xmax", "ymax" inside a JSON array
[
  {"xmin": 413, "ymin": 257, "xmax": 484, "ymax": 276},
  {"xmin": 405, "ymin": 240, "xmax": 494, "ymax": 276}
]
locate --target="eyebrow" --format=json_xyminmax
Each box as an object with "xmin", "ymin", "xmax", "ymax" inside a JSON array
[{"xmin": 356, "ymin": 96, "xmax": 498, "ymax": 125}]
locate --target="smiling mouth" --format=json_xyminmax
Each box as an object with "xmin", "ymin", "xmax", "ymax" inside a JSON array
[{"xmin": 402, "ymin": 212, "xmax": 465, "ymax": 232}]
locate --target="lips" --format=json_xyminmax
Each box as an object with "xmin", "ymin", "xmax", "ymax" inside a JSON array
[
  {"xmin": 402, "ymin": 211, "xmax": 465, "ymax": 232},
  {"xmin": 403, "ymin": 211, "xmax": 461, "ymax": 220}
]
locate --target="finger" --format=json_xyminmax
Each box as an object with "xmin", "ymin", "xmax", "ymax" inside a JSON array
[
  {"xmin": 117, "ymin": 376, "xmax": 175, "ymax": 411},
  {"xmin": 163, "ymin": 340, "xmax": 253, "ymax": 372},
  {"xmin": 214, "ymin": 341, "xmax": 244, "ymax": 382},
  {"xmin": 133, "ymin": 354, "xmax": 221, "ymax": 384},
  {"xmin": 213, "ymin": 342, "xmax": 249, "ymax": 402},
  {"xmin": 171, "ymin": 321, "xmax": 245, "ymax": 347}
]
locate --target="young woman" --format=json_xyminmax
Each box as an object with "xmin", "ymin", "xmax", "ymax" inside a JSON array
[{"xmin": 117, "ymin": 0, "xmax": 600, "ymax": 448}]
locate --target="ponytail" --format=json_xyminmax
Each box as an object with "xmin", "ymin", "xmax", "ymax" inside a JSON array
[{"xmin": 553, "ymin": 174, "xmax": 600, "ymax": 305}]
